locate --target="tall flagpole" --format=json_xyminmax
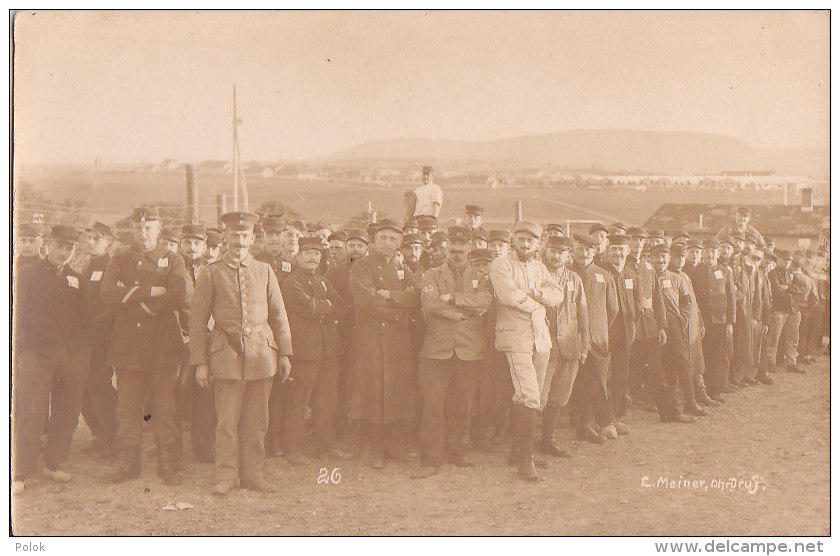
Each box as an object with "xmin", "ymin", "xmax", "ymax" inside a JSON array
[{"xmin": 232, "ymin": 85, "xmax": 239, "ymax": 210}]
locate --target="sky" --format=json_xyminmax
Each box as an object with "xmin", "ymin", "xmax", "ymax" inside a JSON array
[{"xmin": 13, "ymin": 10, "xmax": 830, "ymax": 165}]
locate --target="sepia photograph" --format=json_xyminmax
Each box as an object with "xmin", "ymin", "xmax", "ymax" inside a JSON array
[{"xmin": 8, "ymin": 9, "xmax": 831, "ymax": 541}]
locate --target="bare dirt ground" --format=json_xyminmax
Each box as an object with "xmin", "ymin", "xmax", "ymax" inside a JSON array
[{"xmin": 11, "ymin": 353, "xmax": 830, "ymax": 536}]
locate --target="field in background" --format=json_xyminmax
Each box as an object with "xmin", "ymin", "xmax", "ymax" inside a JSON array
[{"xmin": 14, "ymin": 168, "xmax": 791, "ymax": 228}]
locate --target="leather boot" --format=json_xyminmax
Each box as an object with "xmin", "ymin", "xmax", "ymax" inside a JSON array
[
  {"xmin": 694, "ymin": 375, "xmax": 720, "ymax": 407},
  {"xmin": 107, "ymin": 447, "xmax": 141, "ymax": 484},
  {"xmin": 158, "ymin": 445, "xmax": 182, "ymax": 486},
  {"xmin": 517, "ymin": 406, "xmax": 539, "ymax": 481},
  {"xmin": 540, "ymin": 405, "xmax": 569, "ymax": 457},
  {"xmin": 506, "ymin": 406, "xmax": 521, "ymax": 466}
]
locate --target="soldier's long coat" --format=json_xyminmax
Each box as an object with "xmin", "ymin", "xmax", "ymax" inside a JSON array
[{"xmin": 348, "ymin": 252, "xmax": 420, "ymax": 424}]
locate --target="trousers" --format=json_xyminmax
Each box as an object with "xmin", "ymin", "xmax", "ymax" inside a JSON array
[
  {"xmin": 702, "ymin": 324, "xmax": 729, "ymax": 394},
  {"xmin": 568, "ymin": 352, "xmax": 611, "ymax": 428},
  {"xmin": 114, "ymin": 366, "xmax": 179, "ymax": 452},
  {"xmin": 607, "ymin": 334, "xmax": 631, "ymax": 420},
  {"xmin": 418, "ymin": 356, "xmax": 481, "ymax": 466},
  {"xmin": 764, "ymin": 311, "xmax": 801, "ymax": 368},
  {"xmin": 81, "ymin": 337, "xmax": 118, "ymax": 444},
  {"xmin": 214, "ymin": 377, "xmax": 273, "ymax": 482},
  {"xmin": 284, "ymin": 357, "xmax": 339, "ymax": 454},
  {"xmin": 504, "ymin": 350, "xmax": 551, "ymax": 410},
  {"xmin": 541, "ymin": 344, "xmax": 580, "ymax": 409},
  {"xmin": 13, "ymin": 348, "xmax": 90, "ymax": 478}
]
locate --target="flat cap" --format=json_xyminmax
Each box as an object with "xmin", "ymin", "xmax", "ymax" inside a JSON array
[
  {"xmin": 48, "ymin": 224, "xmax": 82, "ymax": 244},
  {"xmin": 403, "ymin": 219, "xmax": 419, "ymax": 231},
  {"xmin": 422, "ymin": 165, "xmax": 433, "ymax": 175},
  {"xmin": 545, "ymin": 223, "xmax": 566, "ymax": 235},
  {"xmin": 17, "ymin": 223, "xmax": 42, "ymax": 237},
  {"xmin": 626, "ymin": 226, "xmax": 647, "ymax": 238},
  {"xmin": 375, "ymin": 218, "xmax": 403, "ymax": 235},
  {"xmin": 221, "ymin": 211, "xmax": 259, "ymax": 230},
  {"xmin": 448, "ymin": 226, "xmax": 472, "ymax": 244},
  {"xmin": 514, "ymin": 220, "xmax": 542, "ymax": 239},
  {"xmin": 160, "ymin": 227, "xmax": 180, "ymax": 243},
  {"xmin": 650, "ymin": 244, "xmax": 670, "ymax": 256},
  {"xmin": 327, "ymin": 231, "xmax": 348, "ymax": 243},
  {"xmin": 310, "ymin": 221, "xmax": 331, "ymax": 233},
  {"xmin": 546, "ymin": 236, "xmax": 573, "ymax": 251},
  {"xmin": 465, "ymin": 205, "xmax": 484, "ymax": 215},
  {"xmin": 298, "ymin": 237, "xmax": 324, "ymax": 252},
  {"xmin": 287, "ymin": 220, "xmax": 307, "ymax": 235},
  {"xmin": 430, "ymin": 231, "xmax": 448, "ymax": 247},
  {"xmin": 673, "ymin": 230, "xmax": 690, "ymax": 240},
  {"xmin": 130, "ymin": 206, "xmax": 160, "ymax": 222},
  {"xmin": 181, "ymin": 223, "xmax": 207, "ymax": 240},
  {"xmin": 703, "ymin": 239, "xmax": 720, "ymax": 250},
  {"xmin": 90, "ymin": 221, "xmax": 114, "ymax": 239},
  {"xmin": 720, "ymin": 236, "xmax": 735, "ymax": 248},
  {"xmin": 647, "ymin": 230, "xmax": 665, "ymax": 240},
  {"xmin": 589, "ymin": 223, "xmax": 608, "ymax": 235},
  {"xmin": 346, "ymin": 229, "xmax": 370, "ymax": 244},
  {"xmin": 573, "ymin": 233, "xmax": 597, "ymax": 248},
  {"xmin": 736, "ymin": 206, "xmax": 752, "ymax": 215},
  {"xmin": 687, "ymin": 239, "xmax": 703, "ymax": 249},
  {"xmin": 488, "ymin": 230, "xmax": 511, "ymax": 244},
  {"xmin": 416, "ymin": 215, "xmax": 438, "ymax": 231},
  {"xmin": 468, "ymin": 248, "xmax": 493, "ymax": 263},
  {"xmin": 401, "ymin": 233, "xmax": 424, "ymax": 247},
  {"xmin": 262, "ymin": 215, "xmax": 286, "ymax": 233},
  {"xmin": 669, "ymin": 243, "xmax": 687, "ymax": 256},
  {"xmin": 608, "ymin": 234, "xmax": 630, "ymax": 246},
  {"xmin": 610, "ymin": 222, "xmax": 627, "ymax": 233},
  {"xmin": 206, "ymin": 228, "xmax": 224, "ymax": 247}
]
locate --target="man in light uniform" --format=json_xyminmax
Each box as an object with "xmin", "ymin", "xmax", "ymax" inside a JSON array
[
  {"xmin": 190, "ymin": 211, "xmax": 292, "ymax": 494},
  {"xmin": 490, "ymin": 220, "xmax": 563, "ymax": 481}
]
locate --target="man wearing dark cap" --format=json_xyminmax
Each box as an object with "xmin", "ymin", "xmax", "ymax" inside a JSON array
[
  {"xmin": 327, "ymin": 231, "xmax": 349, "ymax": 269},
  {"xmin": 177, "ymin": 223, "xmax": 216, "ymax": 463},
  {"xmin": 281, "ymin": 237, "xmax": 351, "ymax": 465},
  {"xmin": 420, "ymin": 231, "xmax": 448, "ymax": 273},
  {"xmin": 79, "ymin": 222, "xmax": 119, "ymax": 456},
  {"xmin": 471, "ymin": 227, "xmax": 488, "ymax": 250},
  {"xmin": 400, "ymin": 233, "xmax": 425, "ymax": 274},
  {"xmin": 754, "ymin": 249, "xmax": 777, "ymax": 384},
  {"xmin": 568, "ymin": 233, "xmax": 618, "ymax": 444},
  {"xmin": 540, "ymin": 236, "xmax": 589, "ymax": 457},
  {"xmin": 13, "ymin": 225, "xmax": 90, "ymax": 491},
  {"xmin": 655, "ymin": 244, "xmax": 706, "ymax": 417},
  {"xmin": 487, "ymin": 230, "xmax": 511, "ymax": 259},
  {"xmin": 475, "ymin": 231, "xmax": 513, "ymax": 450},
  {"xmin": 545, "ymin": 224, "xmax": 566, "ymax": 238},
  {"xmin": 325, "ymin": 229, "xmax": 369, "ymax": 443},
  {"xmin": 159, "ymin": 226, "xmax": 181, "ymax": 255},
  {"xmin": 348, "ymin": 218, "xmax": 421, "ymax": 469},
  {"xmin": 764, "ymin": 250, "xmax": 802, "ymax": 375},
  {"xmin": 256, "ymin": 216, "xmax": 293, "ymax": 287},
  {"xmin": 206, "ymin": 228, "xmax": 224, "ymax": 263},
  {"xmin": 669, "ymin": 242, "xmax": 717, "ymax": 407},
  {"xmin": 490, "ymin": 220, "xmax": 563, "ymax": 480},
  {"xmin": 416, "ymin": 215, "xmax": 439, "ymax": 246},
  {"xmin": 403, "ymin": 219, "xmax": 419, "ymax": 236},
  {"xmin": 602, "ymin": 234, "xmax": 642, "ymax": 436},
  {"xmin": 190, "ymin": 211, "xmax": 292, "ymax": 494},
  {"xmin": 647, "ymin": 230, "xmax": 666, "ymax": 247},
  {"xmin": 610, "ymin": 222, "xmax": 627, "ymax": 235},
  {"xmin": 15, "ymin": 222, "xmax": 44, "ymax": 269},
  {"xmin": 100, "ymin": 206, "xmax": 190, "ymax": 485},
  {"xmin": 716, "ymin": 206, "xmax": 765, "ymax": 248},
  {"xmin": 694, "ymin": 240, "xmax": 738, "ymax": 401},
  {"xmin": 589, "ymin": 223, "xmax": 610, "ymax": 268},
  {"xmin": 412, "ymin": 227, "xmax": 493, "ymax": 478},
  {"xmin": 730, "ymin": 244, "xmax": 760, "ymax": 387}
]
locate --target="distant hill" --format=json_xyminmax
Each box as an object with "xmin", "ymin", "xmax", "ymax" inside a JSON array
[{"xmin": 324, "ymin": 130, "xmax": 828, "ymax": 178}]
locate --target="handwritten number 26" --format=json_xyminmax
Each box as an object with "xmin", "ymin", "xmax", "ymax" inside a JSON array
[{"xmin": 317, "ymin": 467, "xmax": 341, "ymax": 485}]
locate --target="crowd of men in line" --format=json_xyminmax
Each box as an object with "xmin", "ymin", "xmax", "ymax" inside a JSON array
[{"xmin": 12, "ymin": 202, "xmax": 830, "ymax": 494}]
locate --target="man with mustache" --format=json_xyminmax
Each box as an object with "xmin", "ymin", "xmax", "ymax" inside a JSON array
[
  {"xmin": 190, "ymin": 211, "xmax": 292, "ymax": 495},
  {"xmin": 490, "ymin": 220, "xmax": 563, "ymax": 481}
]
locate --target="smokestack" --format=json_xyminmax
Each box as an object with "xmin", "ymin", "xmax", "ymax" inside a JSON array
[
  {"xmin": 801, "ymin": 187, "xmax": 813, "ymax": 213},
  {"xmin": 698, "ymin": 214, "xmax": 704, "ymax": 229},
  {"xmin": 185, "ymin": 165, "xmax": 198, "ymax": 224}
]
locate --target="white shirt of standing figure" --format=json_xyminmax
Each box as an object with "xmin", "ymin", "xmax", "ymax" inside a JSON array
[{"xmin": 413, "ymin": 182, "xmax": 443, "ymax": 218}]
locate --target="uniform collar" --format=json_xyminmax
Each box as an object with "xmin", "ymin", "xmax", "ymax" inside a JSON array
[{"xmin": 223, "ymin": 252, "xmax": 253, "ymax": 268}]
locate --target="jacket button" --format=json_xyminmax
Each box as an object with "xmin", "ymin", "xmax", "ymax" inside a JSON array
[{"xmin": 244, "ymin": 327, "xmax": 251, "ymax": 335}]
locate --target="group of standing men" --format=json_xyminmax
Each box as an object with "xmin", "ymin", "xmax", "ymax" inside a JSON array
[{"xmin": 12, "ymin": 200, "xmax": 829, "ymax": 493}]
